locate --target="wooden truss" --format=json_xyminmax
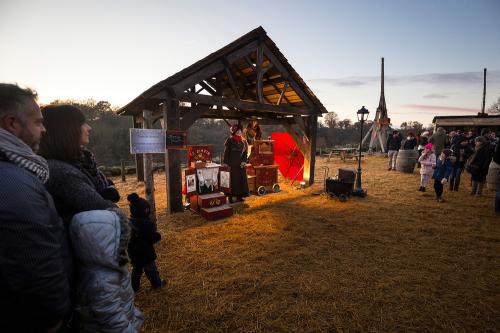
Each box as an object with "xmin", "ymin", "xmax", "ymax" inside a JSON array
[{"xmin": 119, "ymin": 27, "xmax": 327, "ymax": 213}]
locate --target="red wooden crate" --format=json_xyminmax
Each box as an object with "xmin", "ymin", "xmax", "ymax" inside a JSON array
[
  {"xmin": 198, "ymin": 192, "xmax": 227, "ymax": 209},
  {"xmin": 200, "ymin": 205, "xmax": 233, "ymax": 221},
  {"xmin": 254, "ymin": 165, "xmax": 279, "ymax": 187}
]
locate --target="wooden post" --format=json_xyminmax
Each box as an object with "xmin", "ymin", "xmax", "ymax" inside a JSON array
[
  {"xmin": 143, "ymin": 110, "xmax": 157, "ymax": 224},
  {"xmin": 481, "ymin": 68, "xmax": 487, "ymax": 115},
  {"xmin": 304, "ymin": 115, "xmax": 318, "ymax": 185},
  {"xmin": 303, "ymin": 115, "xmax": 317, "ymax": 185},
  {"xmin": 256, "ymin": 42, "xmax": 264, "ymax": 103},
  {"xmin": 163, "ymin": 89, "xmax": 183, "ymax": 214},
  {"xmin": 120, "ymin": 159, "xmax": 126, "ymax": 182},
  {"xmin": 133, "ymin": 116, "xmax": 145, "ymax": 182}
]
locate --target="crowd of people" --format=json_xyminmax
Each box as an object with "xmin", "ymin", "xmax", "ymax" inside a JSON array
[
  {"xmin": 1, "ymin": 82, "xmax": 499, "ymax": 332},
  {"xmin": 389, "ymin": 126, "xmax": 500, "ymax": 210},
  {"xmin": 0, "ymin": 84, "xmax": 165, "ymax": 332}
]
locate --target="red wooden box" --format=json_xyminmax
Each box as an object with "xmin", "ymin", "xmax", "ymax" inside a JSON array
[
  {"xmin": 189, "ymin": 194, "xmax": 200, "ymax": 213},
  {"xmin": 248, "ymin": 140, "xmax": 274, "ymax": 166},
  {"xmin": 200, "ymin": 205, "xmax": 233, "ymax": 221},
  {"xmin": 198, "ymin": 192, "xmax": 226, "ymax": 209},
  {"xmin": 254, "ymin": 165, "xmax": 279, "ymax": 187},
  {"xmin": 190, "ymin": 192, "xmax": 226, "ymax": 212}
]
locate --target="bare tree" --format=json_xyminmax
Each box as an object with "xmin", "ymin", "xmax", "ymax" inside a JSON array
[
  {"xmin": 488, "ymin": 96, "xmax": 500, "ymax": 113},
  {"xmin": 323, "ymin": 111, "xmax": 339, "ymax": 128}
]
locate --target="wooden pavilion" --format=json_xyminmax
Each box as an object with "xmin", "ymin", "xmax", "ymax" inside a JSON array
[
  {"xmin": 118, "ymin": 26, "xmax": 327, "ymax": 213},
  {"xmin": 433, "ymin": 114, "xmax": 500, "ymax": 133}
]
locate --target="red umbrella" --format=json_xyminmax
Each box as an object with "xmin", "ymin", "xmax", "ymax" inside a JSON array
[{"xmin": 271, "ymin": 132, "xmax": 304, "ymax": 181}]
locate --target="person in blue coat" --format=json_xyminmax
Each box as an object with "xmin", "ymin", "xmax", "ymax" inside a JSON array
[
  {"xmin": 432, "ymin": 149, "xmax": 453, "ymax": 203},
  {"xmin": 127, "ymin": 193, "xmax": 166, "ymax": 292}
]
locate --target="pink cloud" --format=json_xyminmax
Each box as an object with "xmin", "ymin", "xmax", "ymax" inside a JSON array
[{"xmin": 401, "ymin": 104, "xmax": 479, "ymax": 114}]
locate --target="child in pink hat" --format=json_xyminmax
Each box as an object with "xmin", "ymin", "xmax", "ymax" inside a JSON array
[{"xmin": 418, "ymin": 143, "xmax": 436, "ymax": 191}]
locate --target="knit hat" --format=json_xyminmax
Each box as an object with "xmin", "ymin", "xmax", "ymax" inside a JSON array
[
  {"xmin": 442, "ymin": 149, "xmax": 452, "ymax": 158},
  {"xmin": 230, "ymin": 124, "xmax": 242, "ymax": 135},
  {"xmin": 127, "ymin": 193, "xmax": 150, "ymax": 218},
  {"xmin": 424, "ymin": 143, "xmax": 433, "ymax": 150},
  {"xmin": 475, "ymin": 136, "xmax": 487, "ymax": 144}
]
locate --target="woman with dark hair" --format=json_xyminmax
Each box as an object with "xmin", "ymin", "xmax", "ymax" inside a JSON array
[
  {"xmin": 223, "ymin": 124, "xmax": 249, "ymax": 203},
  {"xmin": 39, "ymin": 104, "xmax": 143, "ymax": 332}
]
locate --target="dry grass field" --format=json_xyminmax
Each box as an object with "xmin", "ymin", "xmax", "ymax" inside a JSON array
[{"xmin": 114, "ymin": 155, "xmax": 499, "ymax": 332}]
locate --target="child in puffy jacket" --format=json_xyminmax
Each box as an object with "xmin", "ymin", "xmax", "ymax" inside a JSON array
[
  {"xmin": 418, "ymin": 143, "xmax": 436, "ymax": 192},
  {"xmin": 432, "ymin": 149, "xmax": 453, "ymax": 203},
  {"xmin": 127, "ymin": 193, "xmax": 165, "ymax": 292},
  {"xmin": 70, "ymin": 209, "xmax": 144, "ymax": 333}
]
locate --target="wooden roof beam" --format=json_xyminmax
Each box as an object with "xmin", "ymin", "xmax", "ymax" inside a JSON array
[
  {"xmin": 277, "ymin": 82, "xmax": 289, "ymax": 105},
  {"xmin": 176, "ymin": 92, "xmax": 311, "ymax": 116},
  {"xmin": 261, "ymin": 43, "xmax": 315, "ymax": 109},
  {"xmin": 242, "ymin": 55, "xmax": 288, "ymax": 104},
  {"xmin": 172, "ymin": 40, "xmax": 259, "ymax": 94}
]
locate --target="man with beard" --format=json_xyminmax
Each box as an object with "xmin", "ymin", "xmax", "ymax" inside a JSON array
[{"xmin": 0, "ymin": 83, "xmax": 70, "ymax": 333}]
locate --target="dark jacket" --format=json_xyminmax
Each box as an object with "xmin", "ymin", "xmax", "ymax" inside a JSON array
[
  {"xmin": 467, "ymin": 145, "xmax": 492, "ymax": 182},
  {"xmin": 223, "ymin": 138, "xmax": 249, "ymax": 196},
  {"xmin": 419, "ymin": 136, "xmax": 429, "ymax": 147},
  {"xmin": 451, "ymin": 143, "xmax": 473, "ymax": 168},
  {"xmin": 429, "ymin": 132, "xmax": 448, "ymax": 155},
  {"xmin": 386, "ymin": 134, "xmax": 402, "ymax": 151},
  {"xmin": 493, "ymin": 143, "xmax": 500, "ymax": 165},
  {"xmin": 450, "ymin": 134, "xmax": 464, "ymax": 147},
  {"xmin": 45, "ymin": 159, "xmax": 115, "ymax": 225},
  {"xmin": 403, "ymin": 137, "xmax": 417, "ymax": 150},
  {"xmin": 128, "ymin": 217, "xmax": 161, "ymax": 266},
  {"xmin": 432, "ymin": 158, "xmax": 453, "ymax": 180},
  {"xmin": 0, "ymin": 157, "xmax": 70, "ymax": 332}
]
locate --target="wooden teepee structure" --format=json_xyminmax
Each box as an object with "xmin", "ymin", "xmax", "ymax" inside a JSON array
[{"xmin": 363, "ymin": 57, "xmax": 390, "ymax": 152}]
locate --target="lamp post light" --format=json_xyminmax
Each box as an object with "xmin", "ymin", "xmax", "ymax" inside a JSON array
[{"xmin": 353, "ymin": 106, "xmax": 369, "ymax": 197}]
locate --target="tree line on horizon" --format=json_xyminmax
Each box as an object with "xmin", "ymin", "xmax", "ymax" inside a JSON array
[{"xmin": 42, "ymin": 97, "xmax": 500, "ymax": 167}]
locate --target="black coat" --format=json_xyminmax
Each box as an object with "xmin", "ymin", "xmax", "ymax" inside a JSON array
[
  {"xmin": 223, "ymin": 137, "xmax": 249, "ymax": 196},
  {"xmin": 0, "ymin": 157, "xmax": 70, "ymax": 332},
  {"xmin": 451, "ymin": 143, "xmax": 473, "ymax": 168},
  {"xmin": 386, "ymin": 134, "xmax": 402, "ymax": 151},
  {"xmin": 467, "ymin": 145, "xmax": 492, "ymax": 181},
  {"xmin": 128, "ymin": 217, "xmax": 161, "ymax": 266},
  {"xmin": 494, "ymin": 143, "xmax": 500, "ymax": 165},
  {"xmin": 45, "ymin": 159, "xmax": 115, "ymax": 225},
  {"xmin": 403, "ymin": 138, "xmax": 417, "ymax": 150},
  {"xmin": 419, "ymin": 136, "xmax": 429, "ymax": 147}
]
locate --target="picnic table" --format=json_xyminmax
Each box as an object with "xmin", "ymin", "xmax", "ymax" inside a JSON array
[{"xmin": 321, "ymin": 147, "xmax": 364, "ymax": 162}]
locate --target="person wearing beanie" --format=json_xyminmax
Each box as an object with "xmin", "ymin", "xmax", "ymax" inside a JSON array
[
  {"xmin": 449, "ymin": 135, "xmax": 473, "ymax": 191},
  {"xmin": 127, "ymin": 193, "xmax": 165, "ymax": 292},
  {"xmin": 418, "ymin": 143, "xmax": 436, "ymax": 192},
  {"xmin": 465, "ymin": 136, "xmax": 492, "ymax": 196},
  {"xmin": 432, "ymin": 148, "xmax": 453, "ymax": 202},
  {"xmin": 223, "ymin": 124, "xmax": 249, "ymax": 203}
]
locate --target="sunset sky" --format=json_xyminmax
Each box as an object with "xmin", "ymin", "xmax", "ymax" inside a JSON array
[{"xmin": 1, "ymin": 0, "xmax": 499, "ymax": 127}]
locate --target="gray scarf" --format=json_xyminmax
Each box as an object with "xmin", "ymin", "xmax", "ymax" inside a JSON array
[{"xmin": 0, "ymin": 128, "xmax": 49, "ymax": 183}]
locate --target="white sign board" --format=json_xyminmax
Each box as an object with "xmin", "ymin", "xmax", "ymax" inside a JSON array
[{"xmin": 130, "ymin": 128, "xmax": 166, "ymax": 154}]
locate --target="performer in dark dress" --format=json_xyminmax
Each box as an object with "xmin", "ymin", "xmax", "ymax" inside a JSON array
[{"xmin": 223, "ymin": 124, "xmax": 249, "ymax": 203}]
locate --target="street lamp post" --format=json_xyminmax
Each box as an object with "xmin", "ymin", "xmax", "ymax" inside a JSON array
[{"xmin": 353, "ymin": 106, "xmax": 369, "ymax": 197}]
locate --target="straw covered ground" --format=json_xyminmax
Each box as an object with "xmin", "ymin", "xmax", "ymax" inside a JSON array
[{"xmin": 114, "ymin": 155, "xmax": 499, "ymax": 332}]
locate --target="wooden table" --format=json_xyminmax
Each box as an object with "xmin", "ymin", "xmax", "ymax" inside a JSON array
[{"xmin": 326, "ymin": 148, "xmax": 359, "ymax": 162}]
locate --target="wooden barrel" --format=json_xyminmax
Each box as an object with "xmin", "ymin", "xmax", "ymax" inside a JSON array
[
  {"xmin": 486, "ymin": 161, "xmax": 500, "ymax": 190},
  {"xmin": 395, "ymin": 149, "xmax": 419, "ymax": 173}
]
